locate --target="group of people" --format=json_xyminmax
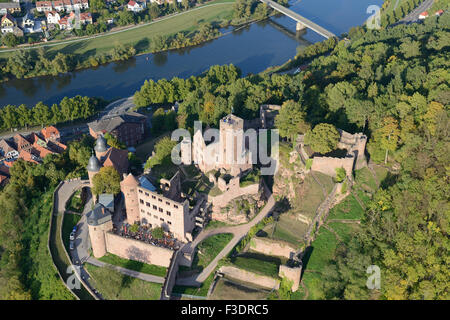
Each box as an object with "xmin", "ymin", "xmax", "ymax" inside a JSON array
[{"xmin": 113, "ymin": 223, "xmax": 179, "ymax": 250}]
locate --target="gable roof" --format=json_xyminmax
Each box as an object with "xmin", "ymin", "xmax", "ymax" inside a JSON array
[
  {"xmin": 102, "ymin": 148, "xmax": 129, "ymax": 174},
  {"xmin": 19, "ymin": 149, "xmax": 39, "ymax": 164},
  {"xmin": 88, "ymin": 112, "xmax": 146, "ymax": 134},
  {"xmin": 0, "ymin": 139, "xmax": 17, "ymax": 154},
  {"xmin": 32, "ymin": 143, "xmax": 55, "ymax": 159},
  {"xmin": 13, "ymin": 134, "xmax": 32, "ymax": 151},
  {"xmin": 86, "ymin": 203, "xmax": 112, "ymax": 226},
  {"xmin": 1, "ymin": 13, "xmax": 15, "ymax": 25}
]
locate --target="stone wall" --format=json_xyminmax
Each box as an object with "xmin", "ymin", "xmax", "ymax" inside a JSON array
[
  {"xmin": 279, "ymin": 265, "xmax": 302, "ymax": 292},
  {"xmin": 311, "ymin": 155, "xmax": 354, "ymax": 177},
  {"xmin": 209, "ymin": 182, "xmax": 260, "ymax": 209},
  {"xmin": 105, "ymin": 232, "xmax": 174, "ymax": 268},
  {"xmin": 249, "ymin": 237, "xmax": 297, "ymax": 260},
  {"xmin": 219, "ymin": 266, "xmax": 280, "ymax": 290}
]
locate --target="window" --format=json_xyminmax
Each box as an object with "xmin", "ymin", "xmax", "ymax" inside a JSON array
[
  {"xmin": 139, "ymin": 190, "xmax": 143, "ymax": 193},
  {"xmin": 153, "ymin": 215, "xmax": 158, "ymax": 219},
  {"xmin": 166, "ymin": 211, "xmax": 171, "ymax": 216},
  {"xmin": 166, "ymin": 201, "xmax": 170, "ymax": 205},
  {"xmin": 168, "ymin": 221, "xmax": 172, "ymax": 225},
  {"xmin": 139, "ymin": 199, "xmax": 144, "ymax": 204},
  {"xmin": 160, "ymin": 218, "xmax": 164, "ymax": 222},
  {"xmin": 158, "ymin": 198, "xmax": 162, "ymax": 202},
  {"xmin": 152, "ymin": 195, "xmax": 156, "ymax": 199},
  {"xmin": 145, "ymin": 192, "xmax": 149, "ymax": 197},
  {"xmin": 159, "ymin": 208, "xmax": 163, "ymax": 213},
  {"xmin": 153, "ymin": 205, "xmax": 157, "ymax": 210},
  {"xmin": 174, "ymin": 205, "xmax": 178, "ymax": 209},
  {"xmin": 146, "ymin": 202, "xmax": 150, "ymax": 207}
]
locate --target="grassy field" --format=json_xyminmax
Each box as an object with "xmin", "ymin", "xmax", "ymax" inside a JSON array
[
  {"xmin": 209, "ymin": 278, "xmax": 271, "ymax": 300},
  {"xmin": 327, "ymin": 194, "xmax": 364, "ymax": 220},
  {"xmin": 85, "ymin": 264, "xmax": 162, "ymax": 300},
  {"xmin": 191, "ymin": 233, "xmax": 234, "ymax": 272},
  {"xmin": 0, "ymin": 0, "xmax": 236, "ymax": 60},
  {"xmin": 173, "ymin": 268, "xmax": 216, "ymax": 297},
  {"xmin": 98, "ymin": 253, "xmax": 168, "ymax": 277},
  {"xmin": 229, "ymin": 252, "xmax": 282, "ymax": 278},
  {"xmin": 302, "ymin": 227, "xmax": 338, "ymax": 272},
  {"xmin": 265, "ymin": 214, "xmax": 308, "ymax": 247}
]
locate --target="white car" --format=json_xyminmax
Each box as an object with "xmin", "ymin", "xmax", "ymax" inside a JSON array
[{"xmin": 70, "ymin": 242, "xmax": 74, "ymax": 250}]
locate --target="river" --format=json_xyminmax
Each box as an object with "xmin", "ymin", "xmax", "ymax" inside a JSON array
[{"xmin": 0, "ymin": 0, "xmax": 383, "ymax": 107}]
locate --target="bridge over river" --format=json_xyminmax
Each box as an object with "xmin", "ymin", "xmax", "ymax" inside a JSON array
[{"xmin": 260, "ymin": 0, "xmax": 337, "ymax": 39}]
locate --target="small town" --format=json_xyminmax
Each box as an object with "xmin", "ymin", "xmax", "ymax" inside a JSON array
[{"xmin": 0, "ymin": 0, "xmax": 448, "ymax": 312}]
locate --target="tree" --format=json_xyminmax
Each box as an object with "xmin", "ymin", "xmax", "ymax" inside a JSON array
[
  {"xmin": 151, "ymin": 226, "xmax": 164, "ymax": 239},
  {"xmin": 92, "ymin": 166, "xmax": 121, "ymax": 195},
  {"xmin": 375, "ymin": 117, "xmax": 400, "ymax": 164},
  {"xmin": 104, "ymin": 132, "xmax": 125, "ymax": 149},
  {"xmin": 275, "ymin": 100, "xmax": 310, "ymax": 143},
  {"xmin": 144, "ymin": 137, "xmax": 177, "ymax": 169},
  {"xmin": 33, "ymin": 102, "xmax": 52, "ymax": 127},
  {"xmin": 2, "ymin": 33, "xmax": 20, "ymax": 48},
  {"xmin": 304, "ymin": 123, "xmax": 340, "ymax": 154}
]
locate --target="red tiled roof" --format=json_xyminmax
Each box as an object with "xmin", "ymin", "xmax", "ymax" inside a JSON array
[
  {"xmin": 102, "ymin": 148, "xmax": 129, "ymax": 175},
  {"xmin": 19, "ymin": 150, "xmax": 39, "ymax": 164},
  {"xmin": 0, "ymin": 164, "xmax": 10, "ymax": 177},
  {"xmin": 41, "ymin": 126, "xmax": 60, "ymax": 140},
  {"xmin": 32, "ymin": 143, "xmax": 55, "ymax": 159},
  {"xmin": 0, "ymin": 174, "xmax": 8, "ymax": 185},
  {"xmin": 36, "ymin": 1, "xmax": 53, "ymax": 7},
  {"xmin": 128, "ymin": 0, "xmax": 137, "ymax": 6},
  {"xmin": 13, "ymin": 134, "xmax": 32, "ymax": 151},
  {"xmin": 420, "ymin": 11, "xmax": 428, "ymax": 16}
]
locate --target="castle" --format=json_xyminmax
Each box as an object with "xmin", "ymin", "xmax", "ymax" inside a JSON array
[{"xmin": 186, "ymin": 114, "xmax": 253, "ymax": 177}]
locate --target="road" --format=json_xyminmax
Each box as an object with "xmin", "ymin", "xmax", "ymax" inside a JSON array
[
  {"xmin": 399, "ymin": 0, "xmax": 435, "ymax": 23},
  {"xmin": 176, "ymin": 182, "xmax": 276, "ymax": 286}
]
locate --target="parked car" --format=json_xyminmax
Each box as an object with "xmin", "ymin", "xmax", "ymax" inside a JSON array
[
  {"xmin": 72, "ymin": 226, "xmax": 77, "ymax": 233},
  {"xmin": 70, "ymin": 231, "xmax": 75, "ymax": 241},
  {"xmin": 70, "ymin": 242, "xmax": 74, "ymax": 250}
]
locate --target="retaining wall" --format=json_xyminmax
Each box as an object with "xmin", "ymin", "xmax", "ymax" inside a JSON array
[
  {"xmin": 249, "ymin": 237, "xmax": 297, "ymax": 260},
  {"xmin": 219, "ymin": 266, "xmax": 280, "ymax": 290}
]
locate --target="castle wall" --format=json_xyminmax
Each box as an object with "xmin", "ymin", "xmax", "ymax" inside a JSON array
[
  {"xmin": 311, "ymin": 156, "xmax": 354, "ymax": 177},
  {"xmin": 219, "ymin": 266, "xmax": 280, "ymax": 290},
  {"xmin": 88, "ymin": 222, "xmax": 112, "ymax": 258},
  {"xmin": 249, "ymin": 237, "xmax": 297, "ymax": 260},
  {"xmin": 279, "ymin": 265, "xmax": 302, "ymax": 292},
  {"xmin": 105, "ymin": 232, "xmax": 174, "ymax": 268}
]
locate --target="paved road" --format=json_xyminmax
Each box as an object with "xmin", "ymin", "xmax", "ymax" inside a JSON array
[
  {"xmin": 176, "ymin": 183, "xmax": 276, "ymax": 286},
  {"xmin": 399, "ymin": 0, "xmax": 435, "ymax": 23}
]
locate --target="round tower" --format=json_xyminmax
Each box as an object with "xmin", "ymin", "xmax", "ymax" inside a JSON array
[
  {"xmin": 121, "ymin": 173, "xmax": 140, "ymax": 224},
  {"xmin": 94, "ymin": 134, "xmax": 108, "ymax": 160},
  {"xmin": 86, "ymin": 204, "xmax": 113, "ymax": 258},
  {"xmin": 87, "ymin": 153, "xmax": 101, "ymax": 189}
]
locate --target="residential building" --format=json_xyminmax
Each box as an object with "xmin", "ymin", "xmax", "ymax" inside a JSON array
[
  {"xmin": 63, "ymin": 0, "xmax": 73, "ymax": 11},
  {"xmin": 0, "ymin": 2, "xmax": 21, "ymax": 15},
  {"xmin": 53, "ymin": 0, "xmax": 65, "ymax": 11},
  {"xmin": 36, "ymin": 1, "xmax": 53, "ymax": 12},
  {"xmin": 0, "ymin": 139, "xmax": 19, "ymax": 161},
  {"xmin": 88, "ymin": 112, "xmax": 147, "ymax": 147},
  {"xmin": 13, "ymin": 134, "xmax": 33, "ymax": 153},
  {"xmin": 45, "ymin": 11, "xmax": 60, "ymax": 24},
  {"xmin": 127, "ymin": 0, "xmax": 146, "ymax": 13},
  {"xmin": 41, "ymin": 125, "xmax": 61, "ymax": 142},
  {"xmin": 419, "ymin": 11, "xmax": 429, "ymax": 19}
]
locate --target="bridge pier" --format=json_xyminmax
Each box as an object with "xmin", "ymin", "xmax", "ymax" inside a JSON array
[{"xmin": 296, "ymin": 21, "xmax": 306, "ymax": 31}]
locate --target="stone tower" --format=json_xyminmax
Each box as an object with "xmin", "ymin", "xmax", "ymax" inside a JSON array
[
  {"xmin": 121, "ymin": 173, "xmax": 140, "ymax": 224},
  {"xmin": 87, "ymin": 153, "xmax": 101, "ymax": 189},
  {"xmin": 94, "ymin": 134, "xmax": 108, "ymax": 160},
  {"xmin": 219, "ymin": 114, "xmax": 244, "ymax": 170},
  {"xmin": 86, "ymin": 203, "xmax": 113, "ymax": 258}
]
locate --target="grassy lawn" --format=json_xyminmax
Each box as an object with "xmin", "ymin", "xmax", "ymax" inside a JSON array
[
  {"xmin": 65, "ymin": 190, "xmax": 85, "ymax": 213},
  {"xmin": 173, "ymin": 268, "xmax": 216, "ymax": 297},
  {"xmin": 313, "ymin": 172, "xmax": 335, "ymax": 194},
  {"xmin": 0, "ymin": 0, "xmax": 236, "ymax": 60},
  {"xmin": 266, "ymin": 214, "xmax": 308, "ymax": 247},
  {"xmin": 205, "ymin": 219, "xmax": 231, "ymax": 230},
  {"xmin": 328, "ymin": 194, "xmax": 364, "ymax": 220},
  {"xmin": 62, "ymin": 213, "xmax": 81, "ymax": 253},
  {"xmin": 209, "ymin": 278, "xmax": 270, "ymax": 300},
  {"xmin": 208, "ymin": 185, "xmax": 223, "ymax": 197},
  {"xmin": 295, "ymin": 173, "xmax": 326, "ymax": 219},
  {"xmin": 301, "ymin": 272, "xmax": 325, "ymax": 300},
  {"xmin": 191, "ymin": 233, "xmax": 233, "ymax": 272},
  {"xmin": 85, "ymin": 264, "xmax": 162, "ymax": 300},
  {"xmin": 98, "ymin": 253, "xmax": 167, "ymax": 277},
  {"xmin": 229, "ymin": 252, "xmax": 281, "ymax": 279},
  {"xmin": 302, "ymin": 227, "xmax": 338, "ymax": 273},
  {"xmin": 328, "ymin": 222, "xmax": 360, "ymax": 244},
  {"xmin": 354, "ymin": 167, "xmax": 377, "ymax": 192}
]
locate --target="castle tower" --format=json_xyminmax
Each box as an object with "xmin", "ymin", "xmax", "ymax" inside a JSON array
[
  {"xmin": 94, "ymin": 134, "xmax": 108, "ymax": 160},
  {"xmin": 86, "ymin": 203, "xmax": 113, "ymax": 258},
  {"xmin": 121, "ymin": 173, "xmax": 140, "ymax": 224},
  {"xmin": 219, "ymin": 114, "xmax": 244, "ymax": 170},
  {"xmin": 87, "ymin": 153, "xmax": 101, "ymax": 189}
]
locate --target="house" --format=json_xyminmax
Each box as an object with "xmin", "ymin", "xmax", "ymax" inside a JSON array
[
  {"xmin": 72, "ymin": 0, "xmax": 88, "ymax": 10},
  {"xmin": 45, "ymin": 11, "xmax": 60, "ymax": 24},
  {"xmin": 58, "ymin": 15, "xmax": 72, "ymax": 29},
  {"xmin": 127, "ymin": 0, "xmax": 146, "ymax": 13},
  {"xmin": 53, "ymin": 0, "xmax": 65, "ymax": 11},
  {"xmin": 0, "ymin": 139, "xmax": 19, "ymax": 161},
  {"xmin": 88, "ymin": 112, "xmax": 147, "ymax": 147},
  {"xmin": 13, "ymin": 134, "xmax": 33, "ymax": 153},
  {"xmin": 1, "ymin": 13, "xmax": 16, "ymax": 33},
  {"xmin": 68, "ymin": 11, "xmax": 93, "ymax": 25},
  {"xmin": 0, "ymin": 2, "xmax": 21, "ymax": 15},
  {"xmin": 41, "ymin": 126, "xmax": 61, "ymax": 142},
  {"xmin": 62, "ymin": 0, "xmax": 73, "ymax": 11},
  {"xmin": 418, "ymin": 11, "xmax": 428, "ymax": 19},
  {"xmin": 19, "ymin": 149, "xmax": 40, "ymax": 164},
  {"xmin": 36, "ymin": 1, "xmax": 54, "ymax": 12},
  {"xmin": 435, "ymin": 10, "xmax": 444, "ymax": 16},
  {"xmin": 81, "ymin": 0, "xmax": 89, "ymax": 9}
]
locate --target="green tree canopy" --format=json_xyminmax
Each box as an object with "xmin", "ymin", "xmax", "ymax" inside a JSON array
[
  {"xmin": 304, "ymin": 123, "xmax": 340, "ymax": 154},
  {"xmin": 92, "ymin": 166, "xmax": 121, "ymax": 196}
]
